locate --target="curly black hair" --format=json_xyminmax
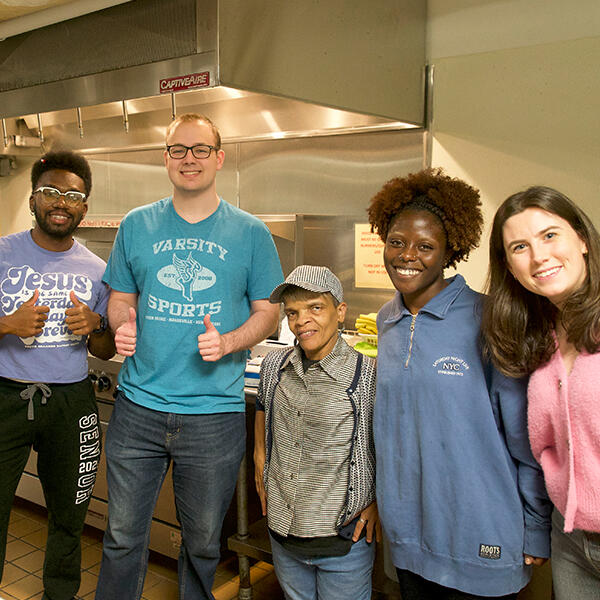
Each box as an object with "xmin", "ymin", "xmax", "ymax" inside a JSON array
[
  {"xmin": 31, "ymin": 150, "xmax": 92, "ymax": 197},
  {"xmin": 368, "ymin": 168, "xmax": 483, "ymax": 269}
]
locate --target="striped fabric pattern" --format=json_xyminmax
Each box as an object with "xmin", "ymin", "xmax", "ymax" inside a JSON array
[{"xmin": 257, "ymin": 336, "xmax": 376, "ymax": 537}]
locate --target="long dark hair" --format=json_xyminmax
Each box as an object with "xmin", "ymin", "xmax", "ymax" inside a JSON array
[{"xmin": 482, "ymin": 186, "xmax": 600, "ymax": 376}]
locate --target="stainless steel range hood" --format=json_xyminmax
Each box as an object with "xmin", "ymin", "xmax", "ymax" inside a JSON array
[{"xmin": 0, "ymin": 0, "xmax": 425, "ymax": 154}]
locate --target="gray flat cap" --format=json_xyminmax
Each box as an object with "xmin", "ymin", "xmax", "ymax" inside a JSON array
[{"xmin": 269, "ymin": 265, "xmax": 344, "ymax": 304}]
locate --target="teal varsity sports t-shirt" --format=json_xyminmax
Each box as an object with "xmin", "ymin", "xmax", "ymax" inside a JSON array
[{"xmin": 103, "ymin": 198, "xmax": 283, "ymax": 413}]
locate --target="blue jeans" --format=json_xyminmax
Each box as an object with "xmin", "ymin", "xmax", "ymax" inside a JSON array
[
  {"xmin": 269, "ymin": 533, "xmax": 375, "ymax": 600},
  {"xmin": 552, "ymin": 508, "xmax": 600, "ymax": 600},
  {"xmin": 95, "ymin": 393, "xmax": 245, "ymax": 600}
]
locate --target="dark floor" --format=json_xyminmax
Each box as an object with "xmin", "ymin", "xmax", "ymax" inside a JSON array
[
  {"xmin": 1, "ymin": 498, "xmax": 285, "ymax": 600},
  {"xmin": 5, "ymin": 497, "xmax": 552, "ymax": 600},
  {"xmin": 1, "ymin": 497, "xmax": 404, "ymax": 599},
  {"xmin": 2, "ymin": 497, "xmax": 411, "ymax": 599}
]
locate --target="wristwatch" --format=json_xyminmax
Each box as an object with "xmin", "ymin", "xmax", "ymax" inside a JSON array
[{"xmin": 92, "ymin": 314, "xmax": 108, "ymax": 335}]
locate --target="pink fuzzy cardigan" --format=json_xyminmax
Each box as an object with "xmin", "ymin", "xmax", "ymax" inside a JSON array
[{"xmin": 528, "ymin": 348, "xmax": 600, "ymax": 533}]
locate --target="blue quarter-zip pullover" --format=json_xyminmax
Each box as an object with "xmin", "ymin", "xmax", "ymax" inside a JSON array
[{"xmin": 375, "ymin": 274, "xmax": 551, "ymax": 596}]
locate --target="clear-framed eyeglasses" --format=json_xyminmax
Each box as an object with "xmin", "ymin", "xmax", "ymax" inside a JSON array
[
  {"xmin": 34, "ymin": 186, "xmax": 87, "ymax": 207},
  {"xmin": 166, "ymin": 144, "xmax": 219, "ymax": 159}
]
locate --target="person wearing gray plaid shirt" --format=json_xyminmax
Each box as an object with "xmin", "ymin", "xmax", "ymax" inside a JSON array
[{"xmin": 254, "ymin": 265, "xmax": 380, "ymax": 600}]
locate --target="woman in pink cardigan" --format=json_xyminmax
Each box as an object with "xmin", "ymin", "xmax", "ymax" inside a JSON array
[{"xmin": 481, "ymin": 186, "xmax": 600, "ymax": 600}]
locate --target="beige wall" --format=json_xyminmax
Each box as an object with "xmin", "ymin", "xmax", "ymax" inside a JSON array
[
  {"xmin": 428, "ymin": 0, "xmax": 600, "ymax": 291},
  {"xmin": 427, "ymin": 2, "xmax": 600, "ymax": 597},
  {"xmin": 428, "ymin": 0, "xmax": 600, "ymax": 57}
]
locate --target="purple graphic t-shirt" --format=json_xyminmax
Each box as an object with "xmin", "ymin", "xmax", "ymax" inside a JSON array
[{"xmin": 0, "ymin": 230, "xmax": 110, "ymax": 383}]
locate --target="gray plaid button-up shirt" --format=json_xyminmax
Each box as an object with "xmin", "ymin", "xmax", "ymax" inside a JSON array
[{"xmin": 257, "ymin": 336, "xmax": 376, "ymax": 537}]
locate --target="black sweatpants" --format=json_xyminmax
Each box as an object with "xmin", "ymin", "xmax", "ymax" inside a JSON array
[{"xmin": 0, "ymin": 376, "xmax": 100, "ymax": 600}]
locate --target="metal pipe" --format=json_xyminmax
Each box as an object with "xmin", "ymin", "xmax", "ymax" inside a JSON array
[
  {"xmin": 235, "ymin": 455, "xmax": 252, "ymax": 599},
  {"xmin": 1, "ymin": 119, "xmax": 8, "ymax": 147},
  {"xmin": 424, "ymin": 63, "xmax": 435, "ymax": 168},
  {"xmin": 121, "ymin": 100, "xmax": 129, "ymax": 133},
  {"xmin": 37, "ymin": 114, "xmax": 44, "ymax": 145},
  {"xmin": 237, "ymin": 555, "xmax": 252, "ymax": 600},
  {"xmin": 76, "ymin": 107, "xmax": 84, "ymax": 138},
  {"xmin": 171, "ymin": 93, "xmax": 177, "ymax": 121}
]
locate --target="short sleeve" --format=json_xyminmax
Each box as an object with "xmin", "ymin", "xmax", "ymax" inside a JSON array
[
  {"xmin": 103, "ymin": 217, "xmax": 138, "ymax": 294},
  {"xmin": 247, "ymin": 223, "xmax": 283, "ymax": 301}
]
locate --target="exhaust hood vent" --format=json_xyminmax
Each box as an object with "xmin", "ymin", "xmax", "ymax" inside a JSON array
[
  {"xmin": 0, "ymin": 0, "xmax": 425, "ymax": 148},
  {"xmin": 0, "ymin": 0, "xmax": 201, "ymax": 93}
]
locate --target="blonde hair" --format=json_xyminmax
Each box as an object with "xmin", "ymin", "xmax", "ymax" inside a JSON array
[{"xmin": 165, "ymin": 113, "xmax": 221, "ymax": 149}]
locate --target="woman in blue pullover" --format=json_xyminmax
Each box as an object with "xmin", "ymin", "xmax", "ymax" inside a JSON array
[{"xmin": 368, "ymin": 168, "xmax": 551, "ymax": 600}]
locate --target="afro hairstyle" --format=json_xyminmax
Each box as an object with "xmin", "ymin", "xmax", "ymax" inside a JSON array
[
  {"xmin": 367, "ymin": 167, "xmax": 483, "ymax": 269},
  {"xmin": 31, "ymin": 150, "xmax": 92, "ymax": 197}
]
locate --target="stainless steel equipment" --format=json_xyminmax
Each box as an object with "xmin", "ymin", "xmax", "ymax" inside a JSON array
[
  {"xmin": 7, "ymin": 128, "xmax": 423, "ymax": 564},
  {"xmin": 0, "ymin": 0, "xmax": 426, "ymax": 328},
  {"xmin": 75, "ymin": 121, "xmax": 424, "ymax": 325},
  {"xmin": 0, "ymin": 0, "xmax": 426, "ymax": 130},
  {"xmin": 2, "ymin": 0, "xmax": 427, "ymax": 567}
]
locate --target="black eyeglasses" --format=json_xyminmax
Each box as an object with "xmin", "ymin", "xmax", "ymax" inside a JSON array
[
  {"xmin": 166, "ymin": 144, "xmax": 219, "ymax": 159},
  {"xmin": 34, "ymin": 186, "xmax": 87, "ymax": 207}
]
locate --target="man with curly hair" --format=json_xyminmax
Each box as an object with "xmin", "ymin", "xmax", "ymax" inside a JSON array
[
  {"xmin": 368, "ymin": 169, "xmax": 551, "ymax": 599},
  {"xmin": 0, "ymin": 150, "xmax": 115, "ymax": 600}
]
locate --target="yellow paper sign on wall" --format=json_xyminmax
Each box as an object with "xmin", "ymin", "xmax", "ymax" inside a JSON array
[{"xmin": 354, "ymin": 224, "xmax": 394, "ymax": 289}]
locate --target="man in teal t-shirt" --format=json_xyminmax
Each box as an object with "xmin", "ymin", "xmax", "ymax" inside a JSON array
[{"xmin": 96, "ymin": 113, "xmax": 283, "ymax": 600}]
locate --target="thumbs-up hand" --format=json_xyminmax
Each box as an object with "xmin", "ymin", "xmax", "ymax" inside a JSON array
[
  {"xmin": 0, "ymin": 289, "xmax": 49, "ymax": 338},
  {"xmin": 115, "ymin": 306, "xmax": 137, "ymax": 356},
  {"xmin": 65, "ymin": 290, "xmax": 99, "ymax": 335},
  {"xmin": 197, "ymin": 313, "xmax": 226, "ymax": 361}
]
